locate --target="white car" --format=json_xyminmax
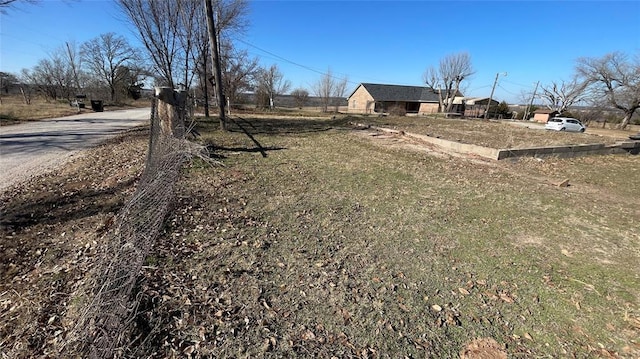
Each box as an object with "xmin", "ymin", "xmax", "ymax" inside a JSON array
[{"xmin": 544, "ymin": 117, "xmax": 586, "ymax": 132}]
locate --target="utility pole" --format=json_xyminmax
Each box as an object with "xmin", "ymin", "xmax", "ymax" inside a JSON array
[
  {"xmin": 484, "ymin": 72, "xmax": 506, "ymax": 119},
  {"xmin": 204, "ymin": 0, "xmax": 226, "ymax": 130},
  {"xmin": 523, "ymin": 81, "xmax": 539, "ymax": 121}
]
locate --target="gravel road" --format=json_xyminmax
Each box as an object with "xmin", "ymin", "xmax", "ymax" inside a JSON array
[{"xmin": 0, "ymin": 108, "xmax": 150, "ymax": 193}]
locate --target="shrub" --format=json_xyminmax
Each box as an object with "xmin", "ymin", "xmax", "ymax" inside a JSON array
[{"xmin": 388, "ymin": 105, "xmax": 406, "ymax": 116}]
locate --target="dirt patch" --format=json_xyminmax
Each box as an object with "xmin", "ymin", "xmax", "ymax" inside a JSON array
[
  {"xmin": 460, "ymin": 338, "xmax": 508, "ymax": 359},
  {"xmin": 354, "ymin": 128, "xmax": 477, "ymax": 161}
]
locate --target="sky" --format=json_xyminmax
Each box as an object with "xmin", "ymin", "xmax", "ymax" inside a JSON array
[{"xmin": 1, "ymin": 0, "xmax": 639, "ymax": 104}]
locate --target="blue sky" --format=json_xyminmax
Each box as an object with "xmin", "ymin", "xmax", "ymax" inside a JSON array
[{"xmin": 1, "ymin": 0, "xmax": 639, "ymax": 104}]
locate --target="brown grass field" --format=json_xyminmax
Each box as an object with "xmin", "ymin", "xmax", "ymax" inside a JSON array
[
  {"xmin": 0, "ymin": 113, "xmax": 639, "ymax": 357},
  {"xmin": 0, "ymin": 94, "xmax": 150, "ymax": 125},
  {"xmin": 360, "ymin": 115, "xmax": 637, "ymax": 149}
]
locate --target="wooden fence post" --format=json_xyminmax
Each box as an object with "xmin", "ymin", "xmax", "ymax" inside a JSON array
[{"xmin": 155, "ymin": 87, "xmax": 187, "ymax": 138}]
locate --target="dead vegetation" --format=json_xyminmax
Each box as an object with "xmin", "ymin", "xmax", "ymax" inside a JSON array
[{"xmin": 1, "ymin": 115, "xmax": 638, "ymax": 358}]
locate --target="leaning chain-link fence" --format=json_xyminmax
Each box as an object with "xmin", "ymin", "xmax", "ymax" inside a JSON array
[{"xmin": 63, "ymin": 91, "xmax": 207, "ymax": 358}]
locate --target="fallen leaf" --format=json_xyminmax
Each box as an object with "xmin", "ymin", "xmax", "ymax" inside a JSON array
[
  {"xmin": 431, "ymin": 304, "xmax": 442, "ymax": 312},
  {"xmin": 499, "ymin": 293, "xmax": 514, "ymax": 303},
  {"xmin": 340, "ymin": 308, "xmax": 352, "ymax": 323},
  {"xmin": 459, "ymin": 287, "xmax": 470, "ymax": 295},
  {"xmin": 484, "ymin": 291, "xmax": 499, "ymax": 300},
  {"xmin": 302, "ymin": 329, "xmax": 316, "ymax": 340},
  {"xmin": 183, "ymin": 345, "xmax": 195, "ymax": 355}
]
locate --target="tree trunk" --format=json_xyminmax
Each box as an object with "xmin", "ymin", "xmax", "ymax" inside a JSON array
[
  {"xmin": 445, "ymin": 81, "xmax": 461, "ymax": 113},
  {"xmin": 619, "ymin": 110, "xmax": 634, "ymax": 130},
  {"xmin": 20, "ymin": 87, "xmax": 31, "ymax": 105},
  {"xmin": 202, "ymin": 51, "xmax": 210, "ymax": 118}
]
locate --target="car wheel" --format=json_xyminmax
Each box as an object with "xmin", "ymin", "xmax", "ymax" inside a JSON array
[
  {"xmin": 560, "ymin": 127, "xmax": 566, "ymax": 131},
  {"xmin": 580, "ymin": 128, "xmax": 585, "ymax": 133}
]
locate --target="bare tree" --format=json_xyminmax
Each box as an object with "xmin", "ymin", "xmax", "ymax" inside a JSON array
[
  {"xmin": 255, "ymin": 64, "xmax": 291, "ymax": 109},
  {"xmin": 220, "ymin": 45, "xmax": 259, "ymax": 106},
  {"xmin": 577, "ymin": 100, "xmax": 605, "ymax": 127},
  {"xmin": 81, "ymin": 33, "xmax": 137, "ymax": 101},
  {"xmin": 21, "ymin": 47, "xmax": 75, "ymax": 101},
  {"xmin": 312, "ymin": 68, "xmax": 347, "ymax": 113},
  {"xmin": 65, "ymin": 41, "xmax": 86, "ymax": 94},
  {"xmin": 114, "ymin": 65, "xmax": 149, "ymax": 100},
  {"xmin": 539, "ymin": 78, "xmax": 588, "ymax": 114},
  {"xmin": 185, "ymin": 0, "xmax": 248, "ymax": 117},
  {"xmin": 291, "ymin": 88, "xmax": 309, "ymax": 109},
  {"xmin": 0, "ymin": 72, "xmax": 18, "ymax": 104},
  {"xmin": 176, "ymin": 0, "xmax": 199, "ymax": 89},
  {"xmin": 17, "ymin": 70, "xmax": 34, "ymax": 104},
  {"xmin": 332, "ymin": 76, "xmax": 348, "ymax": 112},
  {"xmin": 117, "ymin": 0, "xmax": 181, "ymax": 87},
  {"xmin": 117, "ymin": 0, "xmax": 248, "ymax": 90},
  {"xmin": 423, "ymin": 52, "xmax": 474, "ymax": 113},
  {"xmin": 312, "ymin": 69, "xmax": 333, "ymax": 113},
  {"xmin": 576, "ymin": 52, "xmax": 640, "ymax": 129},
  {"xmin": 0, "ymin": 0, "xmax": 38, "ymax": 13}
]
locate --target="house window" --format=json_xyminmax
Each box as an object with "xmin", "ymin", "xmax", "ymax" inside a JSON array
[{"xmin": 352, "ymin": 100, "xmax": 357, "ymax": 108}]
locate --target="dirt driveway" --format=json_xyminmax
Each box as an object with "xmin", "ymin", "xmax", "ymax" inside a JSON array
[{"xmin": 0, "ymin": 108, "xmax": 150, "ymax": 192}]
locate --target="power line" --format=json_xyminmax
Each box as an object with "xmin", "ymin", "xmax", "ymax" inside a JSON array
[
  {"xmin": 502, "ymin": 78, "xmax": 534, "ymax": 88},
  {"xmin": 469, "ymin": 84, "xmax": 492, "ymax": 92},
  {"xmin": 234, "ymin": 37, "xmax": 345, "ymax": 79},
  {"xmin": 497, "ymin": 84, "xmax": 520, "ymax": 96},
  {"xmin": 234, "ymin": 37, "xmax": 424, "ymax": 88}
]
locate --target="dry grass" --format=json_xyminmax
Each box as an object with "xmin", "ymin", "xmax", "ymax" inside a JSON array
[
  {"xmin": 1, "ymin": 114, "xmax": 638, "ymax": 357},
  {"xmin": 0, "ymin": 94, "xmax": 150, "ymax": 125},
  {"xmin": 356, "ymin": 115, "xmax": 631, "ymax": 149}
]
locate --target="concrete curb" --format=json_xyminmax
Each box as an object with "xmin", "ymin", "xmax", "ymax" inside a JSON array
[{"xmin": 352, "ymin": 122, "xmax": 640, "ymax": 160}]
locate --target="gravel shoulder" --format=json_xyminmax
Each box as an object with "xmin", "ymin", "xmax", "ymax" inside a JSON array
[{"xmin": 0, "ymin": 108, "xmax": 150, "ymax": 193}]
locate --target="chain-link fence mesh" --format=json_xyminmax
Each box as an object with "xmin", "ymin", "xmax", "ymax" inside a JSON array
[{"xmin": 63, "ymin": 91, "xmax": 207, "ymax": 358}]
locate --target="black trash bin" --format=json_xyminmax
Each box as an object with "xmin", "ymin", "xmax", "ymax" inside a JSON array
[{"xmin": 90, "ymin": 100, "xmax": 104, "ymax": 112}]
